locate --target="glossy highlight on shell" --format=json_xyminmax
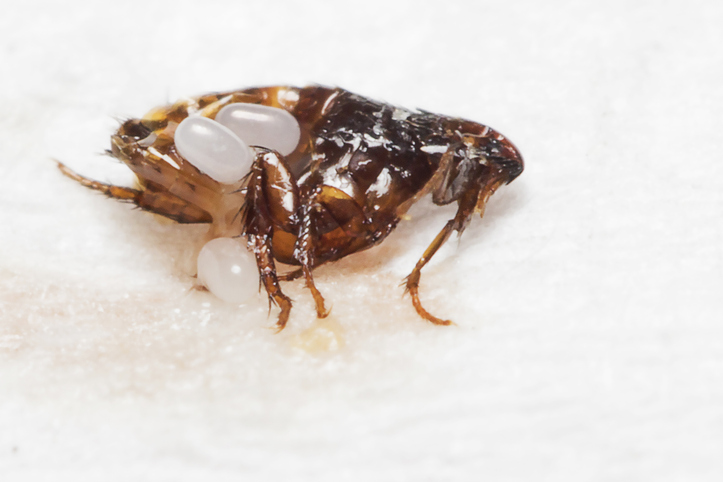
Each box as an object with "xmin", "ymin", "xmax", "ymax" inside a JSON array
[{"xmin": 58, "ymin": 85, "xmax": 524, "ymax": 331}]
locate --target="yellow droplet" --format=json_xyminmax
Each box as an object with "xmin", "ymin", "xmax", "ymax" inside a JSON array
[{"xmin": 290, "ymin": 316, "xmax": 345, "ymax": 354}]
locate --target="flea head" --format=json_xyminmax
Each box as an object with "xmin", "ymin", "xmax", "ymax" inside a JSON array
[{"xmin": 450, "ymin": 120, "xmax": 524, "ymax": 184}]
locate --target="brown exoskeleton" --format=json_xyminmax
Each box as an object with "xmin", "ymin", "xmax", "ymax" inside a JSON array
[{"xmin": 59, "ymin": 86, "xmax": 523, "ymax": 330}]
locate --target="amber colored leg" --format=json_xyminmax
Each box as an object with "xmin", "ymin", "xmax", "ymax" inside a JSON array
[
  {"xmin": 57, "ymin": 161, "xmax": 139, "ymax": 200},
  {"xmin": 250, "ymin": 234, "xmax": 293, "ymax": 331},
  {"xmin": 404, "ymin": 189, "xmax": 480, "ymax": 325},
  {"xmin": 404, "ymin": 220, "xmax": 458, "ymax": 325},
  {"xmin": 474, "ymin": 172, "xmax": 509, "ymax": 218},
  {"xmin": 293, "ymin": 205, "xmax": 330, "ymax": 318},
  {"xmin": 57, "ymin": 161, "xmax": 212, "ymax": 224},
  {"xmin": 278, "ymin": 268, "xmax": 303, "ymax": 282},
  {"xmin": 243, "ymin": 151, "xmax": 300, "ymax": 330},
  {"xmin": 303, "ymin": 265, "xmax": 330, "ymax": 318}
]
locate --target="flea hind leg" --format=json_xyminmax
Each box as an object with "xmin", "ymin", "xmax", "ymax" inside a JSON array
[
  {"xmin": 404, "ymin": 188, "xmax": 480, "ymax": 325},
  {"xmin": 57, "ymin": 161, "xmax": 139, "ymax": 201},
  {"xmin": 57, "ymin": 161, "xmax": 212, "ymax": 224}
]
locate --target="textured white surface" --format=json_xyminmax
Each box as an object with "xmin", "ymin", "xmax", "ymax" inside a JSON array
[{"xmin": 1, "ymin": 1, "xmax": 722, "ymax": 480}]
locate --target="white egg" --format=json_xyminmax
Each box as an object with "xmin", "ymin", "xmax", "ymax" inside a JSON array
[
  {"xmin": 197, "ymin": 237, "xmax": 258, "ymax": 304},
  {"xmin": 215, "ymin": 103, "xmax": 301, "ymax": 156},
  {"xmin": 174, "ymin": 115, "xmax": 253, "ymax": 184}
]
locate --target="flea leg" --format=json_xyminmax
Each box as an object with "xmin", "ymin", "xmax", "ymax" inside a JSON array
[
  {"xmin": 278, "ymin": 268, "xmax": 303, "ymax": 282},
  {"xmin": 246, "ymin": 148, "xmax": 328, "ymax": 322},
  {"xmin": 57, "ymin": 161, "xmax": 139, "ymax": 200},
  {"xmin": 302, "ymin": 265, "xmax": 330, "ymax": 318},
  {"xmin": 404, "ymin": 188, "xmax": 479, "ymax": 325},
  {"xmin": 243, "ymin": 149, "xmax": 299, "ymax": 330},
  {"xmin": 250, "ymin": 233, "xmax": 292, "ymax": 331},
  {"xmin": 474, "ymin": 171, "xmax": 509, "ymax": 218},
  {"xmin": 291, "ymin": 184, "xmax": 374, "ymax": 318},
  {"xmin": 293, "ymin": 204, "xmax": 330, "ymax": 318},
  {"xmin": 57, "ymin": 161, "xmax": 212, "ymax": 223}
]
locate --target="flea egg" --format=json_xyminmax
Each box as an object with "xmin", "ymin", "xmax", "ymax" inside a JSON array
[
  {"xmin": 174, "ymin": 115, "xmax": 253, "ymax": 184},
  {"xmin": 197, "ymin": 237, "xmax": 258, "ymax": 304},
  {"xmin": 215, "ymin": 103, "xmax": 301, "ymax": 156}
]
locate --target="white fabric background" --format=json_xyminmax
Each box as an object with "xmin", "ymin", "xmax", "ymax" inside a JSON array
[{"xmin": 1, "ymin": 0, "xmax": 721, "ymax": 480}]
